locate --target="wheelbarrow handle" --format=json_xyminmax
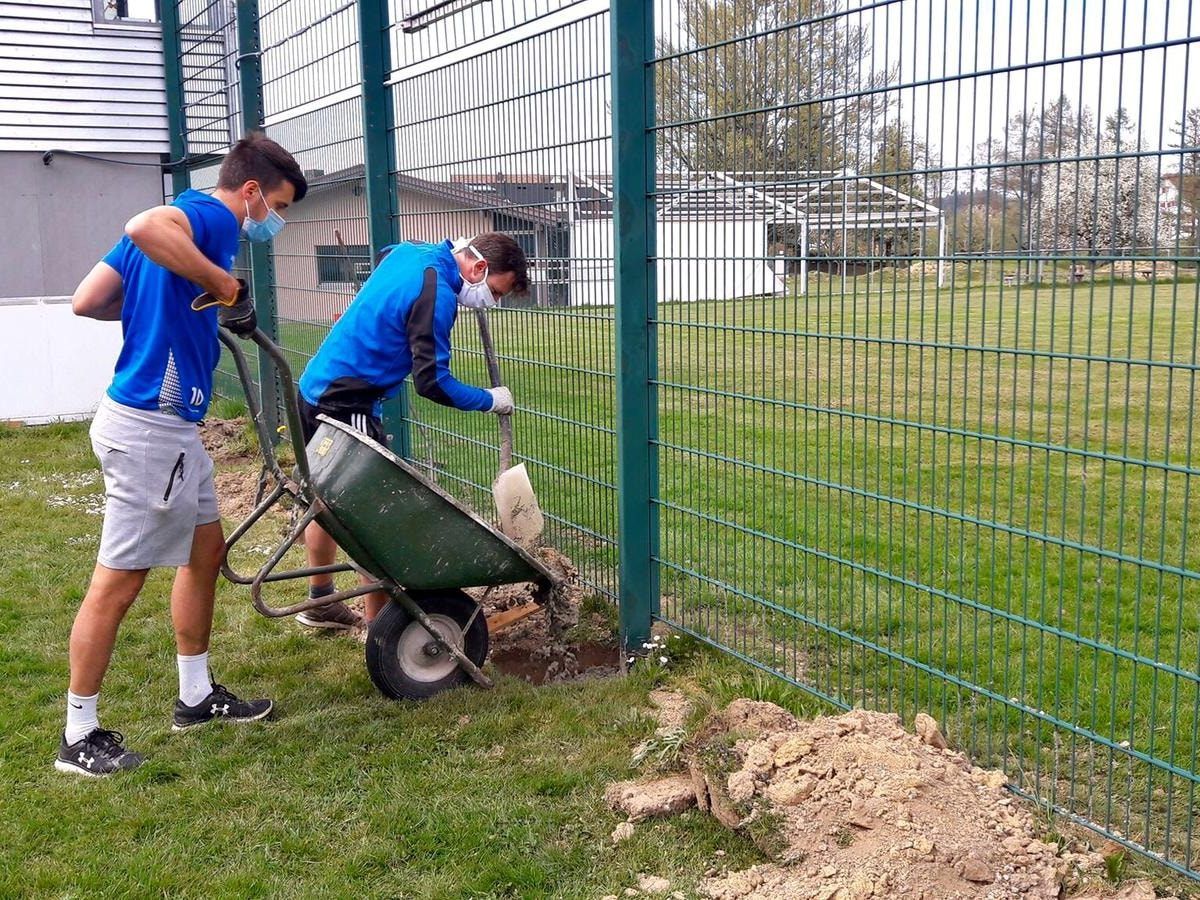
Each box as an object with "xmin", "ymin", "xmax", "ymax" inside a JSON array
[
  {"xmin": 217, "ymin": 327, "xmax": 313, "ymax": 489},
  {"xmin": 474, "ymin": 309, "xmax": 514, "ymax": 474}
]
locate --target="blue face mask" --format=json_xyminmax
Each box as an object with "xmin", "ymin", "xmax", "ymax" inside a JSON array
[{"xmin": 243, "ymin": 194, "xmax": 285, "ymax": 242}]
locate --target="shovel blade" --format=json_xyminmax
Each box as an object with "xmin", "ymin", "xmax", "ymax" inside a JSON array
[{"xmin": 493, "ymin": 462, "xmax": 544, "ymax": 546}]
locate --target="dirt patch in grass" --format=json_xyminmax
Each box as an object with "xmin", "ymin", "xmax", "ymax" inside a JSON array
[
  {"xmin": 474, "ymin": 544, "xmax": 620, "ymax": 684},
  {"xmin": 200, "ymin": 411, "xmax": 620, "ymax": 681},
  {"xmin": 607, "ymin": 699, "xmax": 1154, "ymax": 899},
  {"xmin": 199, "ymin": 416, "xmax": 256, "ymax": 466}
]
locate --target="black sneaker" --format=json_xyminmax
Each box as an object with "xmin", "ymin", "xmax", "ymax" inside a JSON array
[
  {"xmin": 172, "ymin": 683, "xmax": 273, "ymax": 731},
  {"xmin": 55, "ymin": 728, "xmax": 144, "ymax": 777},
  {"xmin": 296, "ymin": 599, "xmax": 363, "ymax": 631}
]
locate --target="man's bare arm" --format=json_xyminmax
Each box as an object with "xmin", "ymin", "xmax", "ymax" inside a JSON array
[
  {"xmin": 71, "ymin": 262, "xmax": 124, "ymax": 321},
  {"xmin": 124, "ymin": 205, "xmax": 240, "ymax": 301}
]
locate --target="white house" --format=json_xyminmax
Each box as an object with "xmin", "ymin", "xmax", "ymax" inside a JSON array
[{"xmin": 1, "ymin": 0, "xmax": 165, "ymax": 422}]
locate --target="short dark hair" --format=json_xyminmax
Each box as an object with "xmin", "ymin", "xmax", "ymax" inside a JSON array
[
  {"xmin": 217, "ymin": 132, "xmax": 308, "ymax": 203},
  {"xmin": 472, "ymin": 232, "xmax": 529, "ymax": 294}
]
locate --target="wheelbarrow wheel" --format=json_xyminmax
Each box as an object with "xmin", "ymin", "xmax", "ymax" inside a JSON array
[{"xmin": 366, "ymin": 589, "xmax": 489, "ymax": 700}]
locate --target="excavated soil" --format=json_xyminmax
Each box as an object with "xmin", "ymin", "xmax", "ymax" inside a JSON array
[
  {"xmin": 473, "ymin": 545, "xmax": 620, "ymax": 684},
  {"xmin": 693, "ymin": 705, "xmax": 1075, "ymax": 898},
  {"xmin": 201, "ymin": 416, "xmax": 618, "ymax": 678},
  {"xmin": 199, "ymin": 417, "xmax": 287, "ymax": 524},
  {"xmin": 606, "ymin": 699, "xmax": 1161, "ymax": 900}
]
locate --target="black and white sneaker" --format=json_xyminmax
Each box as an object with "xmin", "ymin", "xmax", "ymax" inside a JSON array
[
  {"xmin": 172, "ymin": 683, "xmax": 273, "ymax": 731},
  {"xmin": 54, "ymin": 728, "xmax": 144, "ymax": 777}
]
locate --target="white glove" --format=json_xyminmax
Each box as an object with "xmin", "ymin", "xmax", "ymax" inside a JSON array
[{"xmin": 486, "ymin": 386, "xmax": 514, "ymax": 415}]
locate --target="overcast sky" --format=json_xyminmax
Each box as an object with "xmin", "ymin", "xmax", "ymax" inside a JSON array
[
  {"xmin": 874, "ymin": 0, "xmax": 1200, "ymax": 169},
  {"xmin": 215, "ymin": 0, "xmax": 1200, "ymax": 185}
]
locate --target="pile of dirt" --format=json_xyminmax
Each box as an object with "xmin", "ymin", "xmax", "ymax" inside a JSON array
[
  {"xmin": 606, "ymin": 701, "xmax": 1137, "ymax": 900},
  {"xmin": 694, "ymin": 705, "xmax": 1072, "ymax": 898},
  {"xmin": 199, "ymin": 416, "xmax": 280, "ymax": 524}
]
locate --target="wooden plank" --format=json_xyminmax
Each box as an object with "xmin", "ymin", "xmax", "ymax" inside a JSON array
[
  {"xmin": 0, "ymin": 138, "xmax": 169, "ymax": 152},
  {"xmin": 1, "ymin": 110, "xmax": 167, "ymax": 128},
  {"xmin": 0, "ymin": 14, "xmax": 90, "ymax": 31},
  {"xmin": 486, "ymin": 603, "xmax": 544, "ymax": 635},
  {"xmin": 0, "ymin": 56, "xmax": 163, "ymax": 76},
  {"xmin": 0, "ymin": 6, "xmax": 91, "ymax": 24},
  {"xmin": 0, "ymin": 131, "xmax": 171, "ymax": 148},
  {"xmin": 0, "ymin": 0, "xmax": 89, "ymax": 8},
  {"xmin": 0, "ymin": 69, "xmax": 164, "ymax": 88}
]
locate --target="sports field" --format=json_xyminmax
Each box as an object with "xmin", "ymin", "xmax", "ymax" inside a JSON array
[
  {"xmin": 303, "ymin": 277, "xmax": 1199, "ymax": 856},
  {"xmin": 215, "ymin": 277, "xmax": 1200, "ymax": 854}
]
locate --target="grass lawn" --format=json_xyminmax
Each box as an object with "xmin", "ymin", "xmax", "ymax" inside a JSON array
[
  {"xmin": 0, "ymin": 419, "xmax": 818, "ymax": 898},
  {"xmin": 209, "ymin": 276, "xmax": 1200, "ymax": 869}
]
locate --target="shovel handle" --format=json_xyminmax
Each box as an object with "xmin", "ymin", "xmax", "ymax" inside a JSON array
[{"xmin": 475, "ymin": 308, "xmax": 514, "ymax": 474}]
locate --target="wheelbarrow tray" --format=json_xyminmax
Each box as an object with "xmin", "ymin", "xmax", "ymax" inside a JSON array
[{"xmin": 308, "ymin": 415, "xmax": 555, "ymax": 591}]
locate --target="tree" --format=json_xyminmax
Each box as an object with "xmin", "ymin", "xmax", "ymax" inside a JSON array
[
  {"xmin": 975, "ymin": 96, "xmax": 1096, "ymax": 266},
  {"xmin": 949, "ymin": 199, "xmax": 1023, "ymax": 255},
  {"xmin": 1034, "ymin": 108, "xmax": 1165, "ymax": 260},
  {"xmin": 1169, "ymin": 108, "xmax": 1200, "ymax": 245},
  {"xmin": 654, "ymin": 0, "xmax": 893, "ymax": 174}
]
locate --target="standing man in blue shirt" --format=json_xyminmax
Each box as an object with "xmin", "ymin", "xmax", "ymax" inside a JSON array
[
  {"xmin": 58, "ymin": 133, "xmax": 307, "ymax": 776},
  {"xmin": 294, "ymin": 233, "xmax": 527, "ymax": 630}
]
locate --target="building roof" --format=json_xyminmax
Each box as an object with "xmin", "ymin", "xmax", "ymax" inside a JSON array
[
  {"xmin": 303, "ymin": 167, "xmax": 941, "ymax": 229},
  {"xmin": 304, "ymin": 165, "xmax": 565, "ymax": 226}
]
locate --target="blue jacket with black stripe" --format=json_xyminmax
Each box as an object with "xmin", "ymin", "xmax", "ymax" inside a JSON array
[{"xmin": 298, "ymin": 240, "xmax": 493, "ymax": 415}]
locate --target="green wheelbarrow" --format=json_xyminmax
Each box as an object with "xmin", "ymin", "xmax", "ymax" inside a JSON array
[{"xmin": 216, "ymin": 328, "xmax": 560, "ymax": 700}]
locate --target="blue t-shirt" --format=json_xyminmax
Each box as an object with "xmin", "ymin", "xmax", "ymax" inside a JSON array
[
  {"xmin": 298, "ymin": 240, "xmax": 493, "ymax": 415},
  {"xmin": 101, "ymin": 189, "xmax": 239, "ymax": 422}
]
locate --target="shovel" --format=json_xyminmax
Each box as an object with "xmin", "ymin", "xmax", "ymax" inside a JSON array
[{"xmin": 475, "ymin": 308, "xmax": 544, "ymax": 546}]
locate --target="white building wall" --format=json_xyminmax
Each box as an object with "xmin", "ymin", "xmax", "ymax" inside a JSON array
[
  {"xmin": 0, "ymin": 296, "xmax": 122, "ymax": 423},
  {"xmin": 568, "ymin": 217, "xmax": 785, "ymax": 307},
  {"xmin": 0, "ymin": 0, "xmax": 169, "ymax": 153}
]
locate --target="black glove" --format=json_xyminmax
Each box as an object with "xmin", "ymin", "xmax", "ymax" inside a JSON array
[{"xmin": 219, "ymin": 294, "xmax": 257, "ymax": 337}]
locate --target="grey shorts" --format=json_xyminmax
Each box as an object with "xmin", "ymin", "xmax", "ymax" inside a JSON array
[{"xmin": 90, "ymin": 396, "xmax": 220, "ymax": 570}]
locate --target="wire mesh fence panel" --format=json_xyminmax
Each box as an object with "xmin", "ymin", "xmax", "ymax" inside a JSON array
[
  {"xmin": 161, "ymin": 0, "xmax": 1200, "ymax": 876},
  {"xmin": 257, "ymin": 0, "xmax": 365, "ymax": 420},
  {"xmin": 650, "ymin": 0, "xmax": 1200, "ymax": 875},
  {"xmin": 387, "ymin": 1, "xmax": 619, "ymax": 601}
]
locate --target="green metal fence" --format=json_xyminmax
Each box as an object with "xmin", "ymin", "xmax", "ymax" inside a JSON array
[{"xmin": 164, "ymin": 0, "xmax": 1200, "ymax": 877}]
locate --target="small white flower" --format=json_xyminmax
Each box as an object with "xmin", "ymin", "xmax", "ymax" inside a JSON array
[{"xmin": 659, "ymin": 656, "xmax": 668, "ymax": 664}]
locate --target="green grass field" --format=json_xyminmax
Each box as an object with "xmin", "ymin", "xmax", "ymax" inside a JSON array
[
  {"xmin": 226, "ymin": 277, "xmax": 1200, "ymax": 868},
  {"xmin": 2, "ymin": 421, "xmax": 805, "ymax": 897},
  {"xmin": 6, "ymin": 276, "xmax": 1200, "ymax": 888}
]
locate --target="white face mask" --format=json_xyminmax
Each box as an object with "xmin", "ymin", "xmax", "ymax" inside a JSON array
[{"xmin": 456, "ymin": 244, "xmax": 497, "ymax": 309}]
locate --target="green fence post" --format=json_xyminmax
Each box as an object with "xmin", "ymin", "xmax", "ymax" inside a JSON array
[
  {"xmin": 235, "ymin": 0, "xmax": 279, "ymax": 438},
  {"xmin": 158, "ymin": 0, "xmax": 189, "ymax": 198},
  {"xmin": 611, "ymin": 0, "xmax": 657, "ymax": 653},
  {"xmin": 358, "ymin": 0, "xmax": 411, "ymax": 458}
]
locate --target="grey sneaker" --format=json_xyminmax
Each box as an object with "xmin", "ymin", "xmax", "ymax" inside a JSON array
[
  {"xmin": 55, "ymin": 728, "xmax": 144, "ymax": 777},
  {"xmin": 296, "ymin": 599, "xmax": 363, "ymax": 631},
  {"xmin": 173, "ymin": 683, "xmax": 273, "ymax": 731}
]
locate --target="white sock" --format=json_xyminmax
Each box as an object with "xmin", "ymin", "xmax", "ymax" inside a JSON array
[
  {"xmin": 177, "ymin": 651, "xmax": 214, "ymax": 707},
  {"xmin": 65, "ymin": 691, "xmax": 100, "ymax": 745}
]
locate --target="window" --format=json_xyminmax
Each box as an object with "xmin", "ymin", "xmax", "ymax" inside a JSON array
[
  {"xmin": 315, "ymin": 245, "xmax": 371, "ymax": 286},
  {"xmin": 92, "ymin": 0, "xmax": 160, "ymax": 25}
]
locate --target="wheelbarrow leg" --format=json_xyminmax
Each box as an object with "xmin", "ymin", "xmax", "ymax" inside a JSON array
[{"xmin": 389, "ymin": 589, "xmax": 494, "ymax": 690}]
